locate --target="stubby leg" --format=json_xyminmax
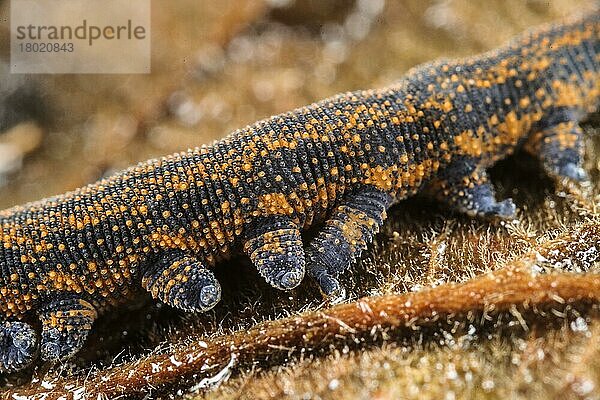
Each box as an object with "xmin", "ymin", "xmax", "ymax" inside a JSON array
[
  {"xmin": 243, "ymin": 216, "xmax": 305, "ymax": 290},
  {"xmin": 427, "ymin": 158, "xmax": 516, "ymax": 219},
  {"xmin": 527, "ymin": 120, "xmax": 588, "ymax": 182},
  {"xmin": 142, "ymin": 250, "xmax": 221, "ymax": 312},
  {"xmin": 38, "ymin": 297, "xmax": 97, "ymax": 362},
  {"xmin": 306, "ymin": 187, "xmax": 392, "ymax": 298},
  {"xmin": 0, "ymin": 321, "xmax": 37, "ymax": 372}
]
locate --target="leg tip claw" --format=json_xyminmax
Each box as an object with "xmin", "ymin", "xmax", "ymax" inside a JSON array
[
  {"xmin": 317, "ymin": 274, "xmax": 347, "ymax": 304},
  {"xmin": 0, "ymin": 321, "xmax": 37, "ymax": 373},
  {"xmin": 199, "ymin": 284, "xmax": 221, "ymax": 310},
  {"xmin": 559, "ymin": 163, "xmax": 589, "ymax": 182},
  {"xmin": 40, "ymin": 342, "xmax": 61, "ymax": 362},
  {"xmin": 40, "ymin": 325, "xmax": 91, "ymax": 362},
  {"xmin": 184, "ymin": 274, "xmax": 222, "ymax": 312},
  {"xmin": 278, "ymin": 271, "xmax": 304, "ymax": 290}
]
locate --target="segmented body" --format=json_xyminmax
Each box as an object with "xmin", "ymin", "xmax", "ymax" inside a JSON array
[{"xmin": 0, "ymin": 12, "xmax": 599, "ymax": 373}]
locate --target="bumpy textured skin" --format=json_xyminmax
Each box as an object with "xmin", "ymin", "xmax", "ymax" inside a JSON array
[{"xmin": 1, "ymin": 13, "xmax": 600, "ymax": 373}]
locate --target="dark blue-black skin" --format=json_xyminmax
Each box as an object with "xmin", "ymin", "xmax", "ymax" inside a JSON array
[{"xmin": 0, "ymin": 12, "xmax": 599, "ymax": 373}]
